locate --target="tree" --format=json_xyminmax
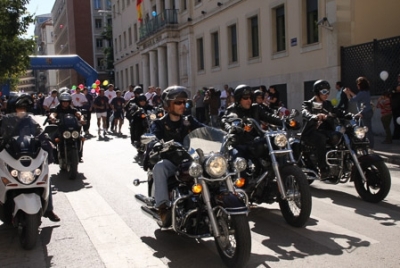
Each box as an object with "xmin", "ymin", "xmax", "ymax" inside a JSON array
[{"xmin": 0, "ymin": 0, "xmax": 35, "ymax": 86}]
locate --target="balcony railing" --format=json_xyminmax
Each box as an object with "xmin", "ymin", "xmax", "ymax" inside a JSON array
[{"xmin": 139, "ymin": 9, "xmax": 178, "ymax": 41}]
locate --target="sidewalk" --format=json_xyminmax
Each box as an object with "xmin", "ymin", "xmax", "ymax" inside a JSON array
[{"xmin": 373, "ymin": 135, "xmax": 400, "ymax": 165}]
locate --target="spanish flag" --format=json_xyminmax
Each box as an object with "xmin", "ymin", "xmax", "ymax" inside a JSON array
[{"xmin": 137, "ymin": 0, "xmax": 143, "ymax": 22}]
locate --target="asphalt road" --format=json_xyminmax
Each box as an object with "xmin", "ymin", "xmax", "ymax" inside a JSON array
[{"xmin": 1, "ymin": 115, "xmax": 400, "ymax": 268}]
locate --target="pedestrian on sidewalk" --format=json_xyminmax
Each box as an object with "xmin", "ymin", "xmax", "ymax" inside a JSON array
[
  {"xmin": 376, "ymin": 90, "xmax": 392, "ymax": 144},
  {"xmin": 390, "ymin": 74, "xmax": 400, "ymax": 140}
]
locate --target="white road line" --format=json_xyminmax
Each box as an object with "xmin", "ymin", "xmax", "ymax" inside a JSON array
[{"xmin": 66, "ymin": 189, "xmax": 165, "ymax": 268}]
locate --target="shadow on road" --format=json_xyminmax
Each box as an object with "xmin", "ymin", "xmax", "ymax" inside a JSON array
[
  {"xmin": 310, "ymin": 186, "xmax": 400, "ymax": 226},
  {"xmin": 50, "ymin": 171, "xmax": 92, "ymax": 193}
]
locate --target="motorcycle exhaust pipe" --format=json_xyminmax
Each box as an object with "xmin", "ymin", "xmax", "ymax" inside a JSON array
[
  {"xmin": 140, "ymin": 206, "xmax": 160, "ymax": 221},
  {"xmin": 135, "ymin": 194, "xmax": 155, "ymax": 207}
]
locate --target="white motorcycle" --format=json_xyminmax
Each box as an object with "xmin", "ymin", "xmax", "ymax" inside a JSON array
[{"xmin": 0, "ymin": 115, "xmax": 50, "ymax": 250}]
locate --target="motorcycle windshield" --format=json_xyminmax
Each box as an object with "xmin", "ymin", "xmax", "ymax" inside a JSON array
[
  {"xmin": 58, "ymin": 113, "xmax": 80, "ymax": 131},
  {"xmin": 183, "ymin": 126, "xmax": 227, "ymax": 155}
]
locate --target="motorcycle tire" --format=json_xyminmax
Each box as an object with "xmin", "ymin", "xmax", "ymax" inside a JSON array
[
  {"xmin": 214, "ymin": 213, "xmax": 251, "ymax": 268},
  {"xmin": 67, "ymin": 149, "xmax": 79, "ymax": 180},
  {"xmin": 19, "ymin": 212, "xmax": 41, "ymax": 250},
  {"xmin": 278, "ymin": 165, "xmax": 312, "ymax": 227},
  {"xmin": 353, "ymin": 160, "xmax": 391, "ymax": 203}
]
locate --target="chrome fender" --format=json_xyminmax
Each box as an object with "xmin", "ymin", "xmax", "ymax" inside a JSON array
[{"xmin": 13, "ymin": 193, "xmax": 42, "ymax": 217}]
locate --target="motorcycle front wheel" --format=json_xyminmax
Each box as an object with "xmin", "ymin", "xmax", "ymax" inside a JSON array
[
  {"xmin": 278, "ymin": 165, "xmax": 312, "ymax": 227},
  {"xmin": 19, "ymin": 212, "xmax": 41, "ymax": 250},
  {"xmin": 214, "ymin": 213, "xmax": 251, "ymax": 268},
  {"xmin": 353, "ymin": 160, "xmax": 391, "ymax": 203},
  {"xmin": 67, "ymin": 148, "xmax": 79, "ymax": 180}
]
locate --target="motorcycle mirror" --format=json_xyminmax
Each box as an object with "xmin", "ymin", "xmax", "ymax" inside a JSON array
[{"xmin": 141, "ymin": 133, "xmax": 156, "ymax": 145}]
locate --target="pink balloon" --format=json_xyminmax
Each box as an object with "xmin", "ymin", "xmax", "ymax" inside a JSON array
[
  {"xmin": 95, "ymin": 79, "xmax": 101, "ymax": 85},
  {"xmin": 78, "ymin": 84, "xmax": 84, "ymax": 89},
  {"xmin": 91, "ymin": 89, "xmax": 95, "ymax": 94}
]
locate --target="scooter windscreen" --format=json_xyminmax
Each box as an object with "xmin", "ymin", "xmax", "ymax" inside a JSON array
[
  {"xmin": 6, "ymin": 135, "xmax": 41, "ymax": 160},
  {"xmin": 58, "ymin": 113, "xmax": 80, "ymax": 131}
]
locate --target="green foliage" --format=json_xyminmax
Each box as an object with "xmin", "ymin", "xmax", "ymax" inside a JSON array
[
  {"xmin": 0, "ymin": 0, "xmax": 36, "ymax": 84},
  {"xmin": 102, "ymin": 25, "xmax": 114, "ymax": 70}
]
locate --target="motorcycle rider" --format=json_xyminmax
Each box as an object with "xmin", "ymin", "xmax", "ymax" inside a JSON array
[
  {"xmin": 301, "ymin": 80, "xmax": 344, "ymax": 178},
  {"xmin": 0, "ymin": 94, "xmax": 60, "ymax": 222},
  {"xmin": 128, "ymin": 93, "xmax": 154, "ymax": 148},
  {"xmin": 49, "ymin": 92, "xmax": 85, "ymax": 162},
  {"xmin": 146, "ymin": 85, "xmax": 204, "ymax": 224},
  {"xmin": 222, "ymin": 85, "xmax": 285, "ymax": 152}
]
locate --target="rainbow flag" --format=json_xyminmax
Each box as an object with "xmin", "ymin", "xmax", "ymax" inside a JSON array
[{"xmin": 137, "ymin": 0, "xmax": 143, "ymax": 22}]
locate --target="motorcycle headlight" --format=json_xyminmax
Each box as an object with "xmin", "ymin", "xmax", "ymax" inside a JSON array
[
  {"xmin": 189, "ymin": 162, "xmax": 203, "ymax": 178},
  {"xmin": 10, "ymin": 169, "xmax": 18, "ymax": 177},
  {"xmin": 233, "ymin": 157, "xmax": 247, "ymax": 172},
  {"xmin": 19, "ymin": 171, "xmax": 35, "ymax": 184},
  {"xmin": 149, "ymin": 113, "xmax": 157, "ymax": 120},
  {"xmin": 71, "ymin": 131, "xmax": 80, "ymax": 139},
  {"xmin": 63, "ymin": 131, "xmax": 71, "ymax": 139},
  {"xmin": 274, "ymin": 133, "xmax": 288, "ymax": 147},
  {"xmin": 205, "ymin": 153, "xmax": 227, "ymax": 178},
  {"xmin": 354, "ymin": 126, "xmax": 367, "ymax": 139}
]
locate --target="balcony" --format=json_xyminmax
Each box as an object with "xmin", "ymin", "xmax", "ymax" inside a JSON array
[{"xmin": 139, "ymin": 9, "xmax": 178, "ymax": 41}]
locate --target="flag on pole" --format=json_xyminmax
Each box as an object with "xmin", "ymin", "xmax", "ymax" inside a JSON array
[{"xmin": 137, "ymin": 0, "xmax": 143, "ymax": 22}]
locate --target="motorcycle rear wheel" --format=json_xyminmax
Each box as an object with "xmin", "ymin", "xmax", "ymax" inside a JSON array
[
  {"xmin": 19, "ymin": 212, "xmax": 41, "ymax": 250},
  {"xmin": 214, "ymin": 213, "xmax": 251, "ymax": 268},
  {"xmin": 278, "ymin": 165, "xmax": 312, "ymax": 227},
  {"xmin": 353, "ymin": 160, "xmax": 391, "ymax": 203}
]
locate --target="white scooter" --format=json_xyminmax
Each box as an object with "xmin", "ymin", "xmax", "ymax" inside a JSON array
[{"xmin": 0, "ymin": 130, "xmax": 50, "ymax": 250}]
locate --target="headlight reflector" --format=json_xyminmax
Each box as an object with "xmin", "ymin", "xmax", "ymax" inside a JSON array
[
  {"xmin": 234, "ymin": 157, "xmax": 247, "ymax": 172},
  {"xmin": 205, "ymin": 154, "xmax": 227, "ymax": 178},
  {"xmin": 63, "ymin": 131, "xmax": 71, "ymax": 139},
  {"xmin": 71, "ymin": 131, "xmax": 80, "ymax": 139},
  {"xmin": 189, "ymin": 162, "xmax": 203, "ymax": 178},
  {"xmin": 19, "ymin": 171, "xmax": 35, "ymax": 184},
  {"xmin": 354, "ymin": 126, "xmax": 367, "ymax": 139},
  {"xmin": 274, "ymin": 133, "xmax": 288, "ymax": 147}
]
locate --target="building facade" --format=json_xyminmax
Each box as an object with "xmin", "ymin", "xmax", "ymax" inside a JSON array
[{"xmin": 111, "ymin": 0, "xmax": 400, "ymax": 111}]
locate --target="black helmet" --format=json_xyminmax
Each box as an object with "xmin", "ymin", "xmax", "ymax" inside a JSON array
[
  {"xmin": 137, "ymin": 94, "xmax": 147, "ymax": 102},
  {"xmin": 234, "ymin": 84, "xmax": 253, "ymax": 104},
  {"xmin": 7, "ymin": 94, "xmax": 33, "ymax": 113},
  {"xmin": 253, "ymin": 89, "xmax": 264, "ymax": 100},
  {"xmin": 162, "ymin": 85, "xmax": 188, "ymax": 106},
  {"xmin": 313, "ymin": 80, "xmax": 331, "ymax": 95},
  {"xmin": 59, "ymin": 92, "xmax": 72, "ymax": 103},
  {"xmin": 133, "ymin": 86, "xmax": 143, "ymax": 94}
]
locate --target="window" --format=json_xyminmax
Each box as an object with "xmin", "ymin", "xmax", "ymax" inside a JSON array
[
  {"xmin": 128, "ymin": 27, "xmax": 132, "ymax": 46},
  {"xmin": 306, "ymin": 0, "xmax": 318, "ymax": 44},
  {"xmin": 123, "ymin": 31, "xmax": 127, "ymax": 48},
  {"xmin": 95, "ymin": 19, "xmax": 102, "ymax": 29},
  {"xmin": 114, "ymin": 38, "xmax": 117, "ymax": 55},
  {"xmin": 195, "ymin": 0, "xmax": 202, "ymax": 5},
  {"xmin": 93, "ymin": 0, "xmax": 102, "ymax": 9},
  {"xmin": 134, "ymin": 23, "xmax": 138, "ymax": 42},
  {"xmin": 275, "ymin": 5, "xmax": 286, "ymax": 52},
  {"xmin": 122, "ymin": 0, "xmax": 125, "ymax": 10},
  {"xmin": 96, "ymin": 39, "xmax": 103, "ymax": 48},
  {"xmin": 119, "ymin": 35, "xmax": 122, "ymax": 51},
  {"xmin": 249, "ymin": 16, "xmax": 259, "ymax": 58},
  {"xmin": 107, "ymin": 0, "xmax": 111, "ymax": 9},
  {"xmin": 97, "ymin": 58, "xmax": 104, "ymax": 67},
  {"xmin": 211, "ymin": 32, "xmax": 220, "ymax": 67},
  {"xmin": 228, "ymin": 24, "xmax": 238, "ymax": 63},
  {"xmin": 197, "ymin": 37, "xmax": 204, "ymax": 71}
]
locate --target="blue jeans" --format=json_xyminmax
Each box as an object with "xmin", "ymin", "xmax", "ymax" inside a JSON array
[
  {"xmin": 153, "ymin": 159, "xmax": 176, "ymax": 208},
  {"xmin": 362, "ymin": 110, "xmax": 374, "ymax": 149}
]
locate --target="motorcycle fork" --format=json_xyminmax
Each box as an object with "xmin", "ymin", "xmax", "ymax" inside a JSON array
[
  {"xmin": 344, "ymin": 135, "xmax": 367, "ymax": 183},
  {"xmin": 265, "ymin": 138, "xmax": 287, "ymax": 200},
  {"xmin": 200, "ymin": 180, "xmax": 221, "ymax": 237}
]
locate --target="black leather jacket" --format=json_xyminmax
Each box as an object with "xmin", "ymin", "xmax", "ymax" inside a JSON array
[{"xmin": 301, "ymin": 97, "xmax": 337, "ymax": 135}]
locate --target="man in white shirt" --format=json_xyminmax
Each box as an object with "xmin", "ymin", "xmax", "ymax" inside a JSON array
[
  {"xmin": 104, "ymin": 84, "xmax": 117, "ymax": 132},
  {"xmin": 71, "ymin": 87, "xmax": 88, "ymax": 109},
  {"xmin": 43, "ymin": 89, "xmax": 60, "ymax": 113},
  {"xmin": 145, "ymin": 85, "xmax": 156, "ymax": 106},
  {"xmin": 124, "ymin": 85, "xmax": 135, "ymax": 103}
]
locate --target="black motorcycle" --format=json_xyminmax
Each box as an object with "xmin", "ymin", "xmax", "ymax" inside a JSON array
[
  {"xmin": 222, "ymin": 112, "xmax": 312, "ymax": 227},
  {"xmin": 134, "ymin": 126, "xmax": 251, "ymax": 267},
  {"xmin": 45, "ymin": 113, "xmax": 83, "ymax": 180},
  {"xmin": 291, "ymin": 112, "xmax": 391, "ymax": 203},
  {"xmin": 129, "ymin": 106, "xmax": 164, "ymax": 153}
]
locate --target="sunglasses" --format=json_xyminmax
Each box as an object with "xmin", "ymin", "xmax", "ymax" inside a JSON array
[
  {"xmin": 319, "ymin": 89, "xmax": 330, "ymax": 95},
  {"xmin": 173, "ymin": 100, "xmax": 187, "ymax": 106}
]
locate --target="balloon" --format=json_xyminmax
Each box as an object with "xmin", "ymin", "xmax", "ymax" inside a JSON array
[
  {"xmin": 331, "ymin": 98, "xmax": 338, "ymax": 106},
  {"xmin": 71, "ymin": 85, "xmax": 77, "ymax": 90},
  {"xmin": 152, "ymin": 11, "xmax": 157, "ymax": 17},
  {"xmin": 397, "ymin": 117, "xmax": 400, "ymax": 125},
  {"xmin": 103, "ymin": 80, "xmax": 109, "ymax": 86},
  {"xmin": 91, "ymin": 89, "xmax": 95, "ymax": 94},
  {"xmin": 380, "ymin": 70, "xmax": 389, "ymax": 81},
  {"xmin": 78, "ymin": 84, "xmax": 84, "ymax": 89},
  {"xmin": 71, "ymin": 89, "xmax": 75, "ymax": 94},
  {"xmin": 92, "ymin": 83, "xmax": 97, "ymax": 89},
  {"xmin": 95, "ymin": 79, "xmax": 100, "ymax": 85}
]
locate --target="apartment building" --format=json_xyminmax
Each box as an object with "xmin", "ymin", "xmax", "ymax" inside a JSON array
[{"xmin": 112, "ymin": 0, "xmax": 400, "ymax": 111}]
